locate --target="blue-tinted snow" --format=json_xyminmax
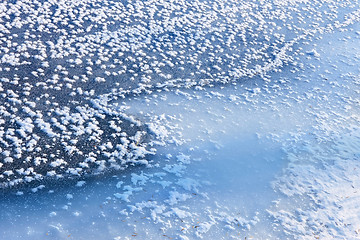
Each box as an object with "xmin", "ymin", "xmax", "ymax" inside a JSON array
[{"xmin": 1, "ymin": 0, "xmax": 360, "ymax": 239}]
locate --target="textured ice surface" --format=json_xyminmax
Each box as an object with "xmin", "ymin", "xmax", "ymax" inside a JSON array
[
  {"xmin": 1, "ymin": 0, "xmax": 360, "ymax": 239},
  {"xmin": 1, "ymin": 0, "xmax": 360, "ymax": 188}
]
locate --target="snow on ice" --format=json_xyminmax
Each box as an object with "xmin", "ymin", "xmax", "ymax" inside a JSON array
[{"xmin": 1, "ymin": 0, "xmax": 360, "ymax": 239}]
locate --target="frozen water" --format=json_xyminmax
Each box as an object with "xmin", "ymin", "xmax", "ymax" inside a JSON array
[
  {"xmin": 1, "ymin": 0, "xmax": 360, "ymax": 239},
  {"xmin": 1, "ymin": 0, "xmax": 360, "ymax": 188}
]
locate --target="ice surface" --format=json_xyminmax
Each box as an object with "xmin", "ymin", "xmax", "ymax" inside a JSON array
[
  {"xmin": 1, "ymin": 0, "xmax": 360, "ymax": 188},
  {"xmin": 1, "ymin": 0, "xmax": 360, "ymax": 239}
]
